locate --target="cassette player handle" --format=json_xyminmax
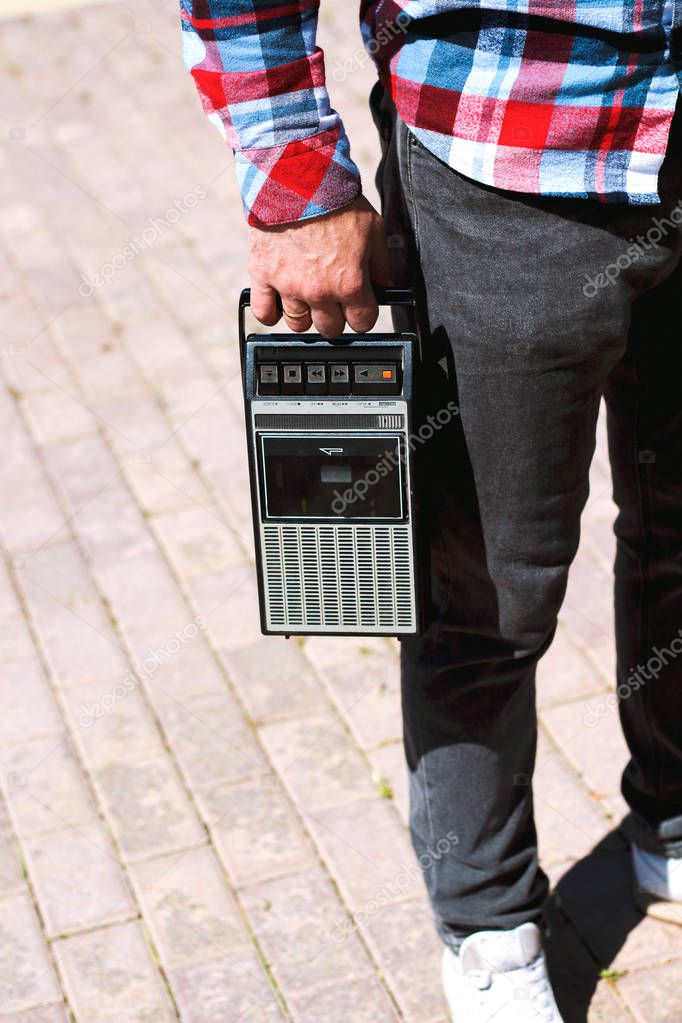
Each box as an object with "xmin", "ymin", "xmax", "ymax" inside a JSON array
[{"xmin": 238, "ymin": 285, "xmax": 417, "ymax": 356}]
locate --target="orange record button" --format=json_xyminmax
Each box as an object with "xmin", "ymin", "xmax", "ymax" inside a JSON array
[{"xmin": 382, "ymin": 369, "xmax": 393, "ymax": 379}]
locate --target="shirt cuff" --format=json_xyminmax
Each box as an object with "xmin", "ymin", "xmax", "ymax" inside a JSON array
[{"xmin": 234, "ymin": 125, "xmax": 362, "ymax": 228}]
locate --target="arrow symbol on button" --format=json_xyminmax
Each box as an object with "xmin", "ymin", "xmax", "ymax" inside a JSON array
[{"xmin": 320, "ymin": 447, "xmax": 344, "ymax": 455}]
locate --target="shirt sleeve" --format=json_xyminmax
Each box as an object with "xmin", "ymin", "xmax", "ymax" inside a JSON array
[{"xmin": 180, "ymin": 0, "xmax": 362, "ymax": 227}]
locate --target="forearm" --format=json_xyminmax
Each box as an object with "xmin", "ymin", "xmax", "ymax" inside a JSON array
[{"xmin": 180, "ymin": 0, "xmax": 361, "ymax": 226}]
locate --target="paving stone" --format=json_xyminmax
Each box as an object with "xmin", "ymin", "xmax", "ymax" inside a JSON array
[
  {"xmin": 22, "ymin": 389, "xmax": 97, "ymax": 445},
  {"xmin": 151, "ymin": 506, "xmax": 247, "ymax": 579},
  {"xmin": 219, "ymin": 636, "xmax": 327, "ymax": 722},
  {"xmin": 362, "ymin": 898, "xmax": 448, "ymax": 1022},
  {"xmin": 185, "ymin": 565, "xmax": 262, "ymax": 651},
  {"xmin": 202, "ymin": 778, "xmax": 314, "ymax": 886},
  {"xmin": 92, "ymin": 755, "xmax": 205, "ymax": 861},
  {"xmin": 123, "ymin": 441, "xmax": 215, "ymax": 517},
  {"xmin": 0, "ymin": 1006, "xmax": 71, "ymax": 1023},
  {"xmin": 241, "ymin": 866, "xmax": 377, "ymax": 995},
  {"xmin": 302, "ymin": 635, "xmax": 387, "ymax": 674},
  {"xmin": 306, "ymin": 799, "xmax": 418, "ymax": 912},
  {"xmin": 0, "ymin": 804, "xmax": 25, "ymax": 896},
  {"xmin": 128, "ymin": 845, "xmax": 251, "ymax": 965},
  {"xmin": 71, "ymin": 486, "xmax": 159, "ymax": 569},
  {"xmin": 1, "ymin": 735, "xmax": 97, "ymax": 838},
  {"xmin": 167, "ymin": 947, "xmax": 285, "ymax": 1023},
  {"xmin": 154, "ymin": 689, "xmax": 265, "ymax": 795},
  {"xmin": 618, "ymin": 960, "xmax": 682, "ymax": 1023},
  {"xmin": 144, "ymin": 639, "xmax": 230, "ymax": 701},
  {"xmin": 0, "ymin": 894, "xmax": 61, "ymax": 1012},
  {"xmin": 146, "ymin": 355, "xmax": 224, "ymax": 425},
  {"xmin": 541, "ymin": 695, "xmax": 629, "ymax": 798},
  {"xmin": 91, "ymin": 390, "xmax": 185, "ymax": 456},
  {"xmin": 320, "ymin": 646, "xmax": 402, "ymax": 750},
  {"xmin": 75, "ymin": 348, "xmax": 145, "ymax": 405},
  {"xmin": 93, "ymin": 552, "xmax": 190, "ymax": 646},
  {"xmin": 561, "ymin": 553, "xmax": 615, "ymax": 650},
  {"xmin": 0, "ymin": 471, "xmax": 66, "ymax": 552},
  {"xmin": 573, "ymin": 629, "xmax": 618, "ymax": 689},
  {"xmin": 0, "ymin": 613, "xmax": 36, "ymax": 663},
  {"xmin": 0, "ymin": 660, "xmax": 63, "ymax": 747},
  {"xmin": 53, "ymin": 920, "xmax": 176, "ymax": 1023},
  {"xmin": 585, "ymin": 984, "xmax": 635, "ymax": 1023},
  {"xmin": 534, "ymin": 731, "xmax": 609, "ymax": 866},
  {"xmin": 0, "ymin": 562, "xmax": 21, "ymax": 620},
  {"xmin": 22, "ymin": 821, "xmax": 135, "ymax": 937},
  {"xmin": 28, "ymin": 599, "xmax": 128, "ymax": 686},
  {"xmin": 367, "ymin": 741, "xmax": 409, "ymax": 827},
  {"xmin": 60, "ymin": 677, "xmax": 166, "ymax": 768},
  {"xmin": 608, "ymin": 911, "xmax": 682, "ymax": 972},
  {"xmin": 43, "ymin": 453, "xmax": 156, "ymax": 568},
  {"xmin": 41, "ymin": 436, "xmax": 123, "ymax": 514},
  {"xmin": 259, "ymin": 712, "xmax": 375, "ymax": 814},
  {"xmin": 287, "ymin": 976, "xmax": 400, "ymax": 1023},
  {"xmin": 19, "ymin": 540, "xmax": 98, "ymax": 610},
  {"xmin": 537, "ymin": 624, "xmax": 608, "ymax": 709}
]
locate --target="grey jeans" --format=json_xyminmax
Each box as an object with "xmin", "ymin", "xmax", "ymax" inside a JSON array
[{"xmin": 370, "ymin": 82, "xmax": 682, "ymax": 950}]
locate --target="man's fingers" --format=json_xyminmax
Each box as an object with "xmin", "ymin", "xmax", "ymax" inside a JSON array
[
  {"xmin": 310, "ymin": 301, "xmax": 346, "ymax": 339},
  {"xmin": 250, "ymin": 281, "xmax": 280, "ymax": 326},
  {"xmin": 342, "ymin": 275, "xmax": 379, "ymax": 333},
  {"xmin": 281, "ymin": 294, "xmax": 313, "ymax": 333}
]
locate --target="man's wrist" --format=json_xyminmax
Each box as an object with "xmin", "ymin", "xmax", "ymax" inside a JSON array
[{"xmin": 235, "ymin": 126, "xmax": 362, "ymax": 228}]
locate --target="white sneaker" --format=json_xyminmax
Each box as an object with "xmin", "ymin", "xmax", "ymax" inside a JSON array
[
  {"xmin": 632, "ymin": 843, "xmax": 682, "ymax": 902},
  {"xmin": 442, "ymin": 922, "xmax": 564, "ymax": 1022}
]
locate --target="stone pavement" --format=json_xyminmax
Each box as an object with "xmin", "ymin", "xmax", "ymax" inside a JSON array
[{"xmin": 0, "ymin": 2, "xmax": 680, "ymax": 1021}]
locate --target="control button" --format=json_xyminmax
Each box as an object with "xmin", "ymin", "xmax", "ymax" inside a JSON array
[
  {"xmin": 329, "ymin": 362, "xmax": 351, "ymax": 395},
  {"xmin": 330, "ymin": 364, "xmax": 349, "ymax": 384},
  {"xmin": 281, "ymin": 363, "xmax": 303, "ymax": 393},
  {"xmin": 305, "ymin": 362, "xmax": 327, "ymax": 395},
  {"xmin": 352, "ymin": 363, "xmax": 400, "ymax": 394},
  {"xmin": 258, "ymin": 363, "xmax": 279, "ymax": 395}
]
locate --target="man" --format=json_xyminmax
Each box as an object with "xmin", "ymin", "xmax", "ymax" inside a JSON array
[{"xmin": 180, "ymin": 2, "xmax": 682, "ymax": 1019}]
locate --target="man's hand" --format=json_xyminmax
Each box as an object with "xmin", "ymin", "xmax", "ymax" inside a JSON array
[{"xmin": 248, "ymin": 195, "xmax": 392, "ymax": 337}]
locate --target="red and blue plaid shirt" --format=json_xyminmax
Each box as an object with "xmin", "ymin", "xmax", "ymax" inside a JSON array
[{"xmin": 180, "ymin": 1, "xmax": 681, "ymax": 226}]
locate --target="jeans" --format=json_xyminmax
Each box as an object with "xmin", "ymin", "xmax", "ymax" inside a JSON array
[{"xmin": 370, "ymin": 82, "xmax": 682, "ymax": 951}]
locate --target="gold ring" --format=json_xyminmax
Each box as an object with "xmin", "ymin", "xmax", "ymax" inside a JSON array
[{"xmin": 283, "ymin": 306, "xmax": 310, "ymax": 320}]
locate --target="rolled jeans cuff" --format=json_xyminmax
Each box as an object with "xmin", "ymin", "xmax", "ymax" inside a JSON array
[{"xmin": 623, "ymin": 810, "xmax": 682, "ymax": 859}]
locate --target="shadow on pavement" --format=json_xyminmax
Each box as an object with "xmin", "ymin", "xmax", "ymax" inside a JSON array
[{"xmin": 544, "ymin": 824, "xmax": 645, "ymax": 1022}]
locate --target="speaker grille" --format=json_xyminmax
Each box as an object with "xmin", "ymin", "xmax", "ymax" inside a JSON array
[{"xmin": 262, "ymin": 523, "xmax": 416, "ymax": 632}]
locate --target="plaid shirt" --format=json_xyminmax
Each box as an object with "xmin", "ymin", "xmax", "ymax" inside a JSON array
[{"xmin": 180, "ymin": 1, "xmax": 681, "ymax": 226}]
